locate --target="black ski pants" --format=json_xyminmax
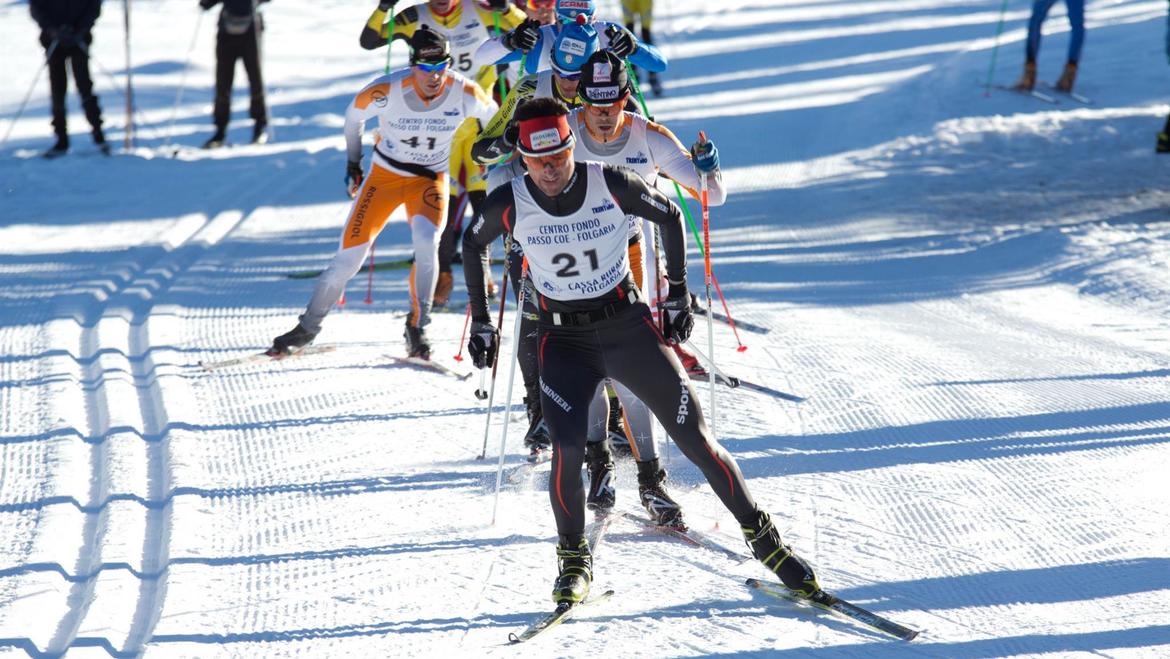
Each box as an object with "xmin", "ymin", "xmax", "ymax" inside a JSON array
[
  {"xmin": 213, "ymin": 27, "xmax": 266, "ymax": 129},
  {"xmin": 538, "ymin": 301, "xmax": 759, "ymax": 540},
  {"xmin": 41, "ymin": 33, "xmax": 103, "ymax": 138}
]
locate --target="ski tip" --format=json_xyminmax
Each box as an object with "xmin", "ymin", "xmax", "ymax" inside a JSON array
[{"xmin": 904, "ymin": 629, "xmax": 921, "ymax": 642}]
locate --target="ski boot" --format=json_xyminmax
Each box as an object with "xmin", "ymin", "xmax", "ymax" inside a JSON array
[
  {"xmin": 585, "ymin": 441, "xmax": 615, "ymax": 511},
  {"xmin": 42, "ymin": 134, "xmax": 69, "ymax": 159},
  {"xmin": 433, "ymin": 271, "xmax": 454, "ymax": 307},
  {"xmin": 202, "ymin": 128, "xmax": 226, "ymax": 150},
  {"xmin": 269, "ymin": 322, "xmax": 317, "ymax": 356},
  {"xmin": 1012, "ymin": 61, "xmax": 1037, "ymax": 92},
  {"xmin": 552, "ymin": 537, "xmax": 592, "ymax": 606},
  {"xmin": 606, "ymin": 393, "xmax": 632, "ymax": 457},
  {"xmin": 1055, "ymin": 61, "xmax": 1077, "ymax": 93},
  {"xmin": 636, "ymin": 459, "xmax": 685, "ymax": 528},
  {"xmin": 742, "ymin": 510, "xmax": 820, "ymax": 598},
  {"xmin": 252, "ymin": 121, "xmax": 269, "ymax": 145},
  {"xmin": 1158, "ymin": 132, "xmax": 1170, "ymax": 154},
  {"xmin": 404, "ymin": 317, "xmax": 431, "ymax": 360},
  {"xmin": 522, "ymin": 394, "xmax": 551, "ymax": 461}
]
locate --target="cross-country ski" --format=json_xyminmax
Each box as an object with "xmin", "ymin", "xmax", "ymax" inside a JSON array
[{"xmin": 746, "ymin": 578, "xmax": 921, "ymax": 642}]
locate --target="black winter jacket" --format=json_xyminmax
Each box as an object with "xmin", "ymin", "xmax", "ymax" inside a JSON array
[{"xmin": 30, "ymin": 0, "xmax": 102, "ymax": 32}]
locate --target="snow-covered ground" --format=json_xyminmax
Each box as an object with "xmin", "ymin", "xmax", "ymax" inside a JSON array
[{"xmin": 2, "ymin": 0, "xmax": 1170, "ymax": 656}]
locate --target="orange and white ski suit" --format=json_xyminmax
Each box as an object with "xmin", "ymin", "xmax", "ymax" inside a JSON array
[{"xmin": 298, "ymin": 67, "xmax": 496, "ymax": 335}]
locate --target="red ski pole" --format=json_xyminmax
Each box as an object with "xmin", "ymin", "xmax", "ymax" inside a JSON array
[
  {"xmin": 455, "ymin": 302, "xmax": 471, "ymax": 362},
  {"xmin": 699, "ymin": 131, "xmax": 716, "ymax": 438},
  {"xmin": 711, "ymin": 273, "xmax": 747, "ymax": 352}
]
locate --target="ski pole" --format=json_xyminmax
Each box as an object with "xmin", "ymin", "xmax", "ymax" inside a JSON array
[
  {"xmin": 364, "ymin": 242, "xmax": 376, "ymax": 304},
  {"xmin": 123, "ymin": 0, "xmax": 135, "ymax": 149},
  {"xmin": 455, "ymin": 302, "xmax": 472, "ymax": 362},
  {"xmin": 710, "ymin": 272, "xmax": 747, "ymax": 352},
  {"xmin": 699, "ymin": 135, "xmax": 716, "ymax": 439},
  {"xmin": 984, "ymin": 0, "xmax": 1011, "ymax": 96},
  {"xmin": 164, "ymin": 10, "xmax": 204, "ymax": 153},
  {"xmin": 477, "ymin": 266, "xmax": 511, "ymax": 457},
  {"xmin": 475, "ymin": 367, "xmax": 489, "ymax": 401},
  {"xmin": 89, "ymin": 50, "xmax": 164, "ymax": 144},
  {"xmin": 383, "ymin": 5, "xmax": 394, "ymax": 74},
  {"xmin": 626, "ymin": 59, "xmax": 748, "ymax": 351},
  {"xmin": 0, "ymin": 40, "xmax": 57, "ymax": 152},
  {"xmin": 491, "ymin": 260, "xmax": 527, "ymax": 525},
  {"xmin": 493, "ymin": 12, "xmax": 510, "ymax": 101},
  {"xmin": 683, "ymin": 340, "xmax": 732, "ymax": 389}
]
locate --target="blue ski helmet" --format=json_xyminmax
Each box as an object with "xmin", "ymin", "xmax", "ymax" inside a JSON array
[
  {"xmin": 555, "ymin": 0, "xmax": 595, "ymax": 23},
  {"xmin": 551, "ymin": 21, "xmax": 599, "ymax": 77}
]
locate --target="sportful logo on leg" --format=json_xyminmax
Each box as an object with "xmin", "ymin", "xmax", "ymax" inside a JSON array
[{"xmin": 676, "ymin": 378, "xmax": 690, "ymax": 425}]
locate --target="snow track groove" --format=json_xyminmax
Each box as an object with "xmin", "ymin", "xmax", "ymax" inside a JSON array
[{"xmin": 0, "ymin": 161, "xmax": 319, "ymax": 657}]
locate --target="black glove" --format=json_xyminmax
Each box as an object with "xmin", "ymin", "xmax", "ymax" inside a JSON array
[
  {"xmin": 199, "ymin": 0, "xmax": 217, "ymax": 10},
  {"xmin": 345, "ymin": 160, "xmax": 364, "ymax": 198},
  {"xmin": 502, "ymin": 18, "xmax": 540, "ymax": 52},
  {"xmin": 468, "ymin": 319, "xmax": 499, "ymax": 368},
  {"xmin": 486, "ymin": 0, "xmax": 509, "ymax": 9},
  {"xmin": 377, "ymin": 0, "xmax": 397, "ymax": 10},
  {"xmin": 660, "ymin": 284, "xmax": 694, "ymax": 344},
  {"xmin": 606, "ymin": 24, "xmax": 637, "ymax": 58}
]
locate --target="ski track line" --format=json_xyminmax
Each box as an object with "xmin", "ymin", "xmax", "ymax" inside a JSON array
[{"xmin": 1, "ymin": 162, "xmax": 320, "ymax": 658}]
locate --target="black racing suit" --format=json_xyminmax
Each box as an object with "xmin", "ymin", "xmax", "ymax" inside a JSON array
[
  {"xmin": 463, "ymin": 163, "xmax": 760, "ymax": 543},
  {"xmin": 30, "ymin": 0, "xmax": 104, "ymax": 141}
]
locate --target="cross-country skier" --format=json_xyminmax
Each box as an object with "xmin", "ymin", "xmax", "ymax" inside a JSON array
[
  {"xmin": 30, "ymin": 0, "xmax": 108, "ymax": 157},
  {"xmin": 475, "ymin": 0, "xmax": 666, "ymax": 81},
  {"xmin": 461, "ymin": 96, "xmax": 820, "ymax": 606},
  {"xmin": 269, "ymin": 28, "xmax": 497, "ymax": 359},
  {"xmin": 568, "ymin": 50, "xmax": 726, "ymax": 527},
  {"xmin": 359, "ymin": 0, "xmax": 527, "ymax": 305},
  {"xmin": 1012, "ymin": 0, "xmax": 1084, "ymax": 93}
]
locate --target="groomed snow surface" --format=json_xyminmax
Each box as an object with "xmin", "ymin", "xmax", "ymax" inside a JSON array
[{"xmin": 2, "ymin": 0, "xmax": 1170, "ymax": 656}]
